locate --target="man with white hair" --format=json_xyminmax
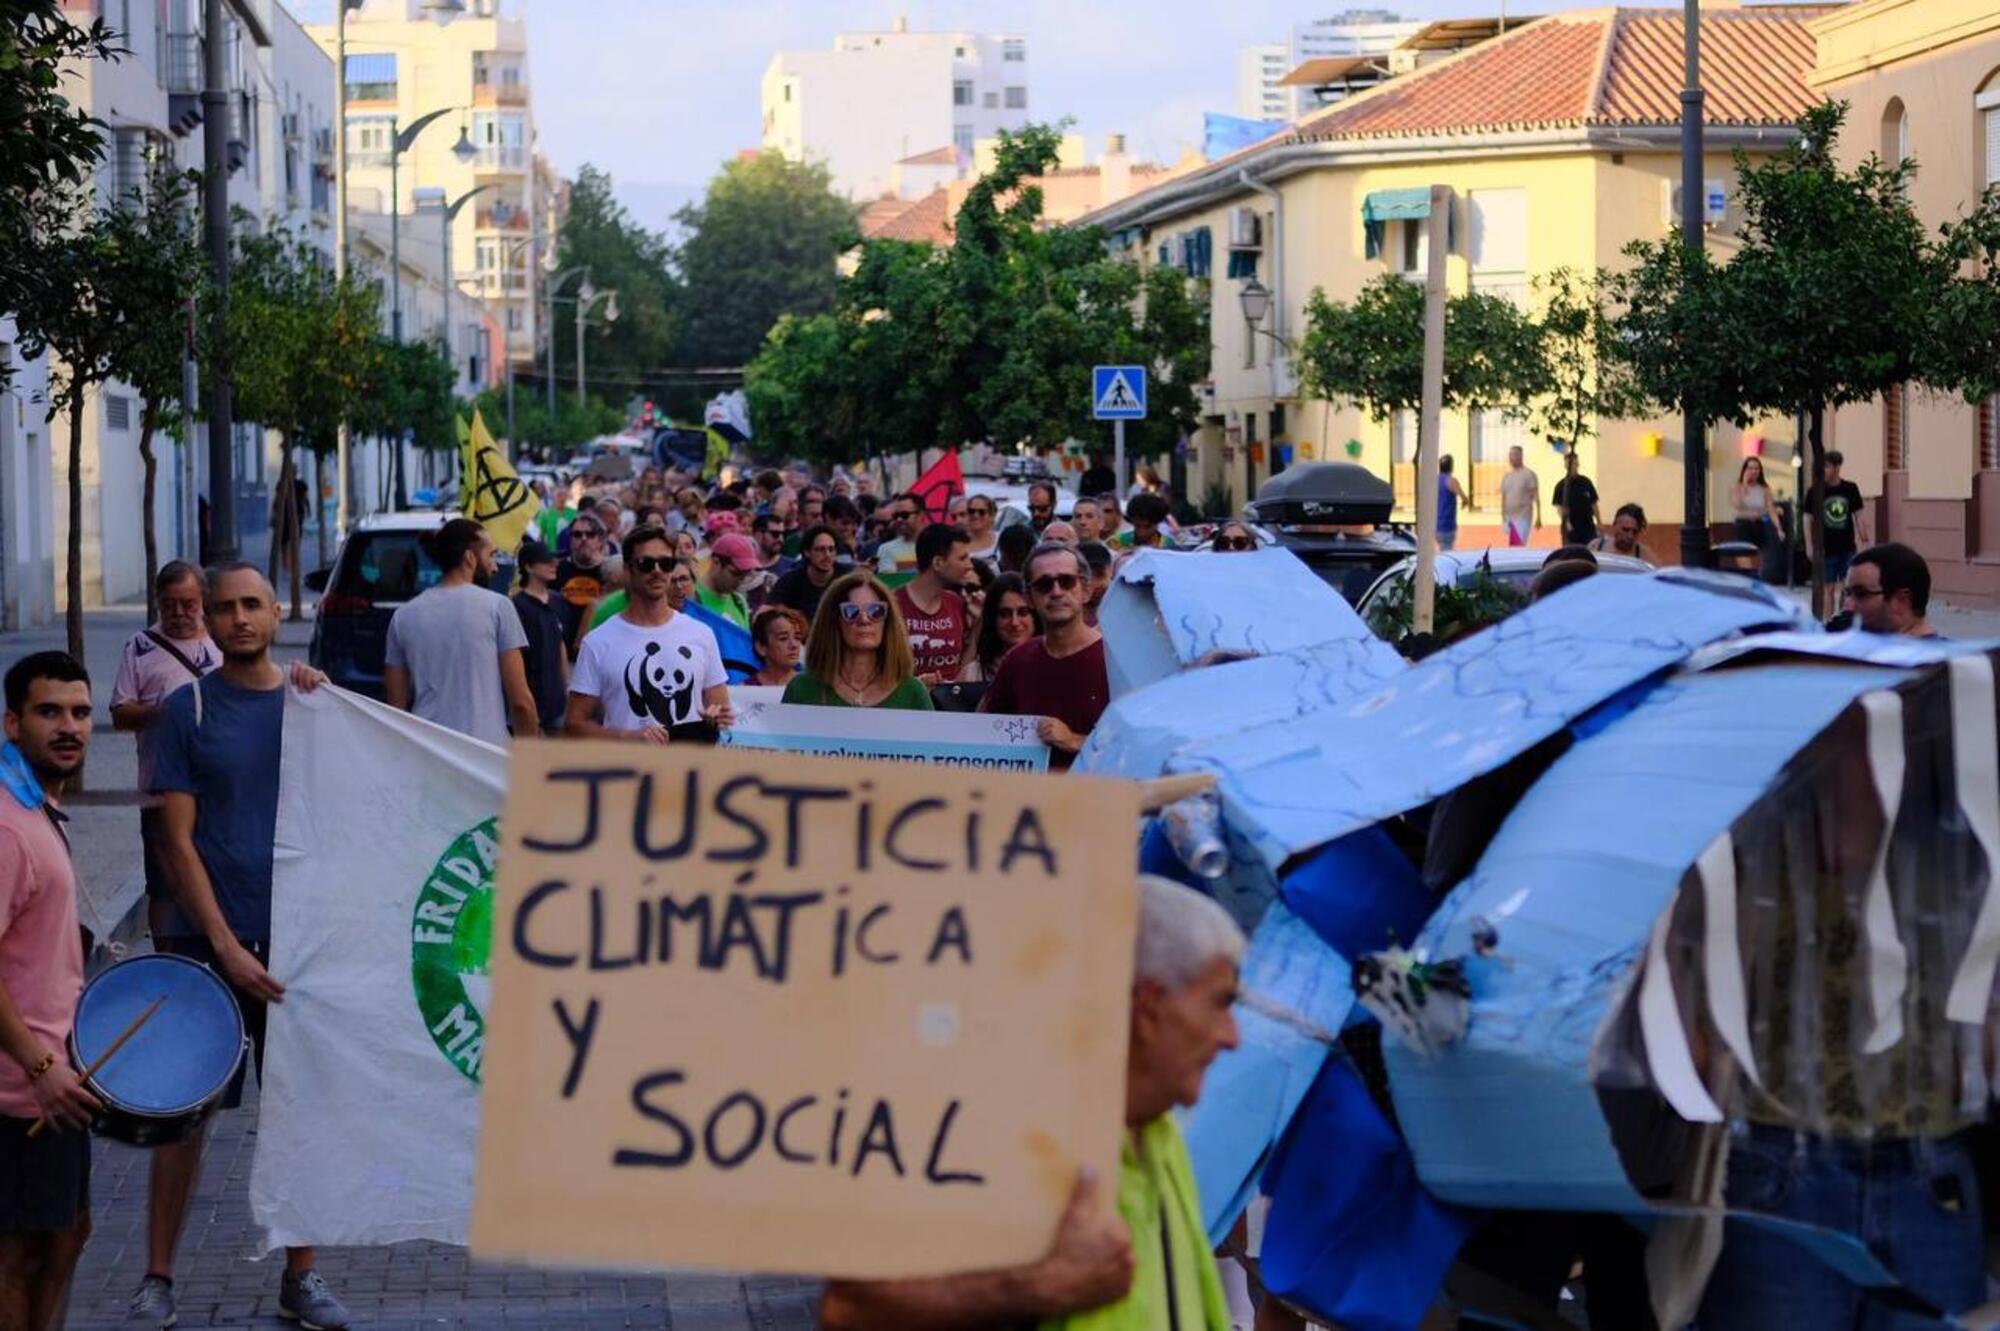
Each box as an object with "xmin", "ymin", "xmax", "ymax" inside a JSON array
[{"xmin": 820, "ymin": 875, "xmax": 1244, "ymax": 1329}]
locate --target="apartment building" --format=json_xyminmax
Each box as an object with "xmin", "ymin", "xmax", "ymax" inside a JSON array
[
  {"xmin": 309, "ymin": 0, "xmax": 546, "ymax": 377},
  {"xmin": 21, "ymin": 0, "xmax": 335, "ymax": 617},
  {"xmin": 1236, "ymin": 12, "xmax": 1428, "ymax": 121},
  {"xmin": 1089, "ymin": 7, "xmax": 1825, "ymax": 548},
  {"xmin": 763, "ymin": 18, "xmax": 1031, "ymax": 200},
  {"xmin": 1809, "ymin": 0, "xmax": 2000, "ymax": 605}
]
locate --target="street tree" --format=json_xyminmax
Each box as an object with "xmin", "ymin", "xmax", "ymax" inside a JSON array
[
  {"xmin": 675, "ymin": 151, "xmax": 856, "ymax": 368},
  {"xmin": 1298, "ymin": 274, "xmax": 1551, "ymax": 455},
  {"xmin": 358, "ymin": 336, "xmax": 457, "ymax": 515},
  {"xmin": 0, "ymin": 2, "xmax": 117, "ymax": 384},
  {"xmin": 1532, "ymin": 267, "xmax": 1646, "ymax": 456},
  {"xmin": 103, "ymin": 171, "xmax": 211, "ymax": 619},
  {"xmin": 1613, "ymin": 101, "xmax": 1949, "ymax": 611},
  {"xmin": 552, "ymin": 165, "xmax": 677, "ymax": 402},
  {"xmin": 225, "ymin": 219, "xmax": 380, "ymax": 618}
]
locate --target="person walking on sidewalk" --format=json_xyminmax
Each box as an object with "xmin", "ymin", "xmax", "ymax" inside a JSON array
[
  {"xmin": 385, "ymin": 518, "xmax": 540, "ymax": 746},
  {"xmin": 110, "ymin": 563, "xmax": 219, "ymax": 941},
  {"xmin": 0, "ymin": 651, "xmax": 101, "ymax": 1331},
  {"xmin": 128, "ymin": 564, "xmax": 349, "ymax": 1331},
  {"xmin": 1500, "ymin": 445, "xmax": 1541, "ymax": 547}
]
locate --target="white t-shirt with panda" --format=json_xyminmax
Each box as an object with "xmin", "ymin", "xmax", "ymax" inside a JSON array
[{"xmin": 570, "ymin": 611, "xmax": 728, "ymax": 734}]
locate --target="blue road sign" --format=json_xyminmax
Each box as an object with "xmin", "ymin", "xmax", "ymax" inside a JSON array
[{"xmin": 1093, "ymin": 365, "xmax": 1147, "ymax": 421}]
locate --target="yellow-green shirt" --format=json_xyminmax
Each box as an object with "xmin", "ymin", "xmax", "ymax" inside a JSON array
[{"xmin": 1044, "ymin": 1115, "xmax": 1230, "ymax": 1331}]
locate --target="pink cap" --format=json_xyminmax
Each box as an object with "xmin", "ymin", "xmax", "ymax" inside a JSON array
[{"xmin": 711, "ymin": 532, "xmax": 762, "ymax": 572}]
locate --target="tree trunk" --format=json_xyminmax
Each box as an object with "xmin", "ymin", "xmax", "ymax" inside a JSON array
[
  {"xmin": 314, "ymin": 450, "xmax": 329, "ymax": 570},
  {"xmin": 271, "ymin": 444, "xmax": 304, "ymax": 622},
  {"xmin": 1806, "ymin": 402, "xmax": 1828, "ymax": 622},
  {"xmin": 64, "ymin": 385, "xmax": 85, "ymax": 669},
  {"xmin": 138, "ymin": 403, "xmax": 161, "ymax": 624}
]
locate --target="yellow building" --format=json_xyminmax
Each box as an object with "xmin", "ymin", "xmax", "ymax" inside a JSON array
[
  {"xmin": 1811, "ymin": 0, "xmax": 2000, "ymax": 604},
  {"xmin": 1081, "ymin": 6, "xmax": 1825, "ymax": 557},
  {"xmin": 307, "ymin": 0, "xmax": 547, "ymax": 372}
]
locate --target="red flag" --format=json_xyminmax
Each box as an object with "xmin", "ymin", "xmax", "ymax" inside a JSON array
[{"xmin": 909, "ymin": 450, "xmax": 966, "ymax": 521}]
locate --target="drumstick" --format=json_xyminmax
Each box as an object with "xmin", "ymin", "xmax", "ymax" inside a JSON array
[{"xmin": 27, "ymin": 994, "xmax": 167, "ymax": 1139}]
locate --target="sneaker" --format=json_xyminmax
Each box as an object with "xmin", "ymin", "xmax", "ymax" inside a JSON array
[
  {"xmin": 119, "ymin": 1275, "xmax": 177, "ymax": 1330},
  {"xmin": 278, "ymin": 1270, "xmax": 351, "ymax": 1331}
]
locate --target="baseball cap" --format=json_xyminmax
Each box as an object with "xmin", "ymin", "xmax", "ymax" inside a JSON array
[
  {"xmin": 517, "ymin": 537, "xmax": 557, "ymax": 566},
  {"xmin": 711, "ymin": 533, "xmax": 762, "ymax": 573}
]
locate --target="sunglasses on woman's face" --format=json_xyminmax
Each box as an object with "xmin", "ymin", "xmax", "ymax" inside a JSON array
[
  {"xmin": 1214, "ymin": 536, "xmax": 1255, "ymax": 552},
  {"xmin": 839, "ymin": 601, "xmax": 889, "ymax": 623},
  {"xmin": 629, "ymin": 555, "xmax": 676, "ymax": 575},
  {"xmin": 1030, "ymin": 572, "xmax": 1080, "ymax": 596}
]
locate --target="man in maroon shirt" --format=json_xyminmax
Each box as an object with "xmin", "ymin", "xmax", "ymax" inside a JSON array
[
  {"xmin": 981, "ymin": 543, "xmax": 1108, "ymax": 768},
  {"xmin": 893, "ymin": 523, "xmax": 971, "ymax": 684}
]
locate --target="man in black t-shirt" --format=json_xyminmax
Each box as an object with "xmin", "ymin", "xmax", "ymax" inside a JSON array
[
  {"xmin": 1550, "ymin": 448, "xmax": 1600, "ymax": 547},
  {"xmin": 1806, "ymin": 449, "xmax": 1867, "ymax": 585},
  {"xmin": 553, "ymin": 513, "xmax": 612, "ymax": 654},
  {"xmin": 510, "ymin": 540, "xmax": 569, "ymax": 733}
]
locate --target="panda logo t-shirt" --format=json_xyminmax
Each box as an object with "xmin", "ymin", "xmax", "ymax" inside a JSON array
[{"xmin": 571, "ymin": 611, "xmax": 728, "ymax": 735}]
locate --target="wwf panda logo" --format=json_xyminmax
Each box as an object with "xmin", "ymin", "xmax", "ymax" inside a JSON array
[{"xmin": 624, "ymin": 641, "xmax": 698, "ymax": 726}]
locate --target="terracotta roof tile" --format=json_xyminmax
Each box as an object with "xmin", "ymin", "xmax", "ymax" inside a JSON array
[
  {"xmin": 1291, "ymin": 6, "xmax": 1825, "ymax": 142},
  {"xmin": 898, "ymin": 145, "xmax": 958, "ymax": 166},
  {"xmin": 869, "ymin": 188, "xmax": 954, "ymax": 246}
]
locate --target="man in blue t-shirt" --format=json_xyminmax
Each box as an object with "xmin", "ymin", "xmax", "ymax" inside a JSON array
[{"xmin": 128, "ymin": 563, "xmax": 353, "ymax": 1331}]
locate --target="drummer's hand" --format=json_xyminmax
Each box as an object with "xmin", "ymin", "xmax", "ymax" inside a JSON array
[
  {"xmin": 218, "ymin": 941, "xmax": 286, "ymax": 1003},
  {"xmin": 31, "ymin": 1058, "xmax": 101, "ymax": 1133}
]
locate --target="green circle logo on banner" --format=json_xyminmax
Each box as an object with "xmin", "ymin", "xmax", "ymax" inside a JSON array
[{"xmin": 411, "ymin": 818, "xmax": 499, "ymax": 1084}]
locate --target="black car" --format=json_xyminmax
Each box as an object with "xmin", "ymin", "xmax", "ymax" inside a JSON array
[
  {"xmin": 305, "ymin": 513, "xmax": 512, "ymax": 699},
  {"xmin": 1243, "ymin": 463, "xmax": 1419, "ymax": 604}
]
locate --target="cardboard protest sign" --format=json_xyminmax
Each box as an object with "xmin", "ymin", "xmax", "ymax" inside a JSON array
[{"xmin": 472, "ymin": 741, "xmax": 1139, "ymax": 1279}]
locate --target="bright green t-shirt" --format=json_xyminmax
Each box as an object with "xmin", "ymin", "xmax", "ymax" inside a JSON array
[
  {"xmin": 535, "ymin": 504, "xmax": 576, "ymax": 549},
  {"xmin": 694, "ymin": 583, "xmax": 750, "ymax": 630},
  {"xmin": 1045, "ymin": 1115, "xmax": 1230, "ymax": 1331},
  {"xmin": 779, "ymin": 674, "xmax": 934, "ymax": 710}
]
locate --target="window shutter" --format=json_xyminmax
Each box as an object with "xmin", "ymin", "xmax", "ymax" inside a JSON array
[{"xmin": 1987, "ymin": 108, "xmax": 2000, "ymax": 188}]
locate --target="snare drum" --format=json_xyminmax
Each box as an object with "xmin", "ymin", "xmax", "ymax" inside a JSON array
[{"xmin": 69, "ymin": 953, "xmax": 247, "ymax": 1146}]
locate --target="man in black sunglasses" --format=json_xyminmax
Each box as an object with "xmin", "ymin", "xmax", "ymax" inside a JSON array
[
  {"xmin": 566, "ymin": 526, "xmax": 732, "ymax": 745},
  {"xmin": 980, "ymin": 543, "xmax": 1108, "ymax": 769}
]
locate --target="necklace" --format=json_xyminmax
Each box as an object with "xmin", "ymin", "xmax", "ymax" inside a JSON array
[{"xmin": 836, "ymin": 660, "xmax": 880, "ymax": 702}]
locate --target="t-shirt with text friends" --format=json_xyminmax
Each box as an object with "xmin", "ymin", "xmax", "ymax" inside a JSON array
[{"xmin": 893, "ymin": 584, "xmax": 967, "ymax": 679}]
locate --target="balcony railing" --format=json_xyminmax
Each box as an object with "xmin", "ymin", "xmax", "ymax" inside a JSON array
[
  {"xmin": 475, "ymin": 205, "xmax": 529, "ymax": 231},
  {"xmin": 472, "ymin": 82, "xmax": 530, "ymax": 106},
  {"xmin": 474, "ymin": 145, "xmax": 528, "ymax": 172}
]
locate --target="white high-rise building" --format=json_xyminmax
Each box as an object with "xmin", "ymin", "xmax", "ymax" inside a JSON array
[
  {"xmin": 763, "ymin": 18, "xmax": 1031, "ymax": 200},
  {"xmin": 1237, "ymin": 12, "xmax": 1428, "ymax": 121}
]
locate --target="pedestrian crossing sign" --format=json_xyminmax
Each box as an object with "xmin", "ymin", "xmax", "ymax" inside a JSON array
[{"xmin": 1092, "ymin": 365, "xmax": 1147, "ymax": 420}]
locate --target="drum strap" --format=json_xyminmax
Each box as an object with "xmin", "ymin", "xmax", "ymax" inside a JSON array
[{"xmin": 143, "ymin": 629, "xmax": 210, "ymax": 681}]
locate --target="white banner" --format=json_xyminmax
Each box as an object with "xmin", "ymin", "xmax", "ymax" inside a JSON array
[
  {"xmin": 723, "ymin": 696, "xmax": 1050, "ymax": 771},
  {"xmin": 251, "ymin": 687, "xmax": 507, "ymax": 1250}
]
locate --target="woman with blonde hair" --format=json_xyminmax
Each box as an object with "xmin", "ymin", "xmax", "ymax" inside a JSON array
[{"xmin": 783, "ymin": 570, "xmax": 934, "ymax": 709}]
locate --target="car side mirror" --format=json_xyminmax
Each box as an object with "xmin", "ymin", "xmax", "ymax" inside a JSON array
[{"xmin": 305, "ymin": 568, "xmax": 331, "ymax": 593}]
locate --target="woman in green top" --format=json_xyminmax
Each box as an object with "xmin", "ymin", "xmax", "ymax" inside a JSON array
[{"xmin": 783, "ymin": 569, "xmax": 933, "ymax": 710}]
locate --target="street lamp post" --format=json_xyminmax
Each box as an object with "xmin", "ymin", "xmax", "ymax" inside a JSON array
[
  {"xmin": 388, "ymin": 108, "xmax": 474, "ymax": 342},
  {"xmin": 439, "ymin": 185, "xmax": 492, "ymax": 399},
  {"xmin": 334, "ymin": 0, "xmax": 359, "ymax": 536},
  {"xmin": 545, "ymin": 265, "xmax": 588, "ymax": 416},
  {"xmin": 495, "ymin": 233, "xmax": 536, "ymax": 451},
  {"xmin": 1679, "ymin": 0, "xmax": 1709, "ymax": 570},
  {"xmin": 201, "ymin": 0, "xmax": 236, "ymax": 560},
  {"xmin": 574, "ymin": 281, "xmax": 620, "ymax": 411}
]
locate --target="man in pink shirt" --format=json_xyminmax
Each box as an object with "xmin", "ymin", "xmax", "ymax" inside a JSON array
[{"xmin": 0, "ymin": 650, "xmax": 100, "ymax": 1331}]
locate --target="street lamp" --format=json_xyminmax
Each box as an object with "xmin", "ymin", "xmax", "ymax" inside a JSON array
[
  {"xmin": 1239, "ymin": 277, "xmax": 1273, "ymax": 329},
  {"xmin": 575, "ymin": 281, "xmax": 620, "ymax": 410},
  {"xmin": 440, "ymin": 185, "xmax": 492, "ymax": 399},
  {"xmin": 388, "ymin": 107, "xmax": 477, "ymax": 343},
  {"xmin": 1679, "ymin": 0, "xmax": 1709, "ymax": 570},
  {"xmin": 494, "ymin": 232, "xmax": 538, "ymax": 449},
  {"xmin": 545, "ymin": 265, "xmax": 589, "ymax": 414}
]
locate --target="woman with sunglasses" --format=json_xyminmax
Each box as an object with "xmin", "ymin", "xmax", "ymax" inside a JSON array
[
  {"xmin": 1210, "ymin": 521, "xmax": 1257, "ymax": 553},
  {"xmin": 963, "ymin": 573, "xmax": 1040, "ymax": 681},
  {"xmin": 963, "ymin": 496, "xmax": 1000, "ymax": 564},
  {"xmin": 783, "ymin": 570, "xmax": 935, "ymax": 710}
]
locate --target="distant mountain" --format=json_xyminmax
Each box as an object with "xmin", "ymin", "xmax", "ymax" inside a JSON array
[{"xmin": 614, "ymin": 180, "xmax": 703, "ymax": 242}]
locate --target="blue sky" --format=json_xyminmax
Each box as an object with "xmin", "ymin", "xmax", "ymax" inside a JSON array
[{"xmin": 306, "ymin": 1, "xmax": 1606, "ymax": 232}]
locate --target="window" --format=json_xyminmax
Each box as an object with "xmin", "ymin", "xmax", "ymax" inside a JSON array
[
  {"xmin": 1470, "ymin": 410, "xmax": 1524, "ymax": 508},
  {"xmin": 105, "ymin": 395, "xmax": 132, "ymax": 432},
  {"xmin": 1390, "ymin": 410, "xmax": 1414, "ymax": 464},
  {"xmin": 983, "ymin": 92, "xmax": 998, "ymax": 109},
  {"xmin": 953, "ymin": 124, "xmax": 974, "ymax": 157},
  {"xmin": 954, "ymin": 45, "xmax": 967, "ymax": 57},
  {"xmin": 953, "ymin": 80, "xmax": 973, "ymax": 107},
  {"xmin": 1981, "ymin": 397, "xmax": 1998, "ymax": 471},
  {"xmin": 1176, "ymin": 227, "xmax": 1212, "ymax": 278},
  {"xmin": 506, "ymin": 306, "xmax": 522, "ymax": 332},
  {"xmin": 1982, "ymin": 84, "xmax": 2000, "ymax": 188},
  {"xmin": 474, "ymin": 237, "xmax": 499, "ymax": 273},
  {"xmin": 1397, "ymin": 219, "xmax": 1425, "ymax": 274},
  {"xmin": 501, "ymin": 65, "xmax": 521, "ymax": 87},
  {"xmin": 344, "ymin": 53, "xmax": 397, "ymax": 102},
  {"xmin": 473, "ymin": 53, "xmax": 489, "ymax": 85},
  {"xmin": 1005, "ymin": 86, "xmax": 1027, "ymax": 110},
  {"xmin": 1881, "ymin": 97, "xmax": 1909, "ymax": 167},
  {"xmin": 1003, "ymin": 38, "xmax": 1026, "ymax": 62},
  {"xmin": 783, "ymin": 83, "xmax": 791, "ymax": 103},
  {"xmin": 1885, "ymin": 382, "xmax": 1907, "ymax": 470},
  {"xmin": 1468, "ymin": 189, "xmax": 1527, "ymax": 273}
]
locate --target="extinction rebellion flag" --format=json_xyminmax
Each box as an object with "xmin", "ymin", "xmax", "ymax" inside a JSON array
[{"xmin": 249, "ymin": 687, "xmax": 507, "ymax": 1249}]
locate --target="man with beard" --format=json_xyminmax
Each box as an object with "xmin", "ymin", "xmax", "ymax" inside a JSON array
[
  {"xmin": 0, "ymin": 652, "xmax": 100, "ymax": 1331},
  {"xmin": 554, "ymin": 512, "xmax": 614, "ymax": 655},
  {"xmin": 771, "ymin": 524, "xmax": 844, "ymax": 623},
  {"xmin": 385, "ymin": 518, "xmax": 539, "ymax": 746},
  {"xmin": 132, "ymin": 566, "xmax": 345, "ymax": 1331},
  {"xmin": 567, "ymin": 526, "xmax": 732, "ymax": 744},
  {"xmin": 981, "ymin": 543, "xmax": 1110, "ymax": 769}
]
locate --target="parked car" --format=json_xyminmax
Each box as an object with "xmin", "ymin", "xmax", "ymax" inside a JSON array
[
  {"xmin": 1355, "ymin": 546, "xmax": 1655, "ymax": 639},
  {"xmin": 1243, "ymin": 463, "xmax": 1418, "ymax": 604},
  {"xmin": 305, "ymin": 512, "xmax": 512, "ymax": 699}
]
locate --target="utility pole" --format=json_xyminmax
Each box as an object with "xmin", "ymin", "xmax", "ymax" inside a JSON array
[
  {"xmin": 334, "ymin": 0, "xmax": 351, "ymax": 535},
  {"xmin": 1412, "ymin": 185, "xmax": 1450, "ymax": 636},
  {"xmin": 1678, "ymin": 0, "xmax": 1709, "ymax": 571},
  {"xmin": 202, "ymin": 0, "xmax": 237, "ymax": 560}
]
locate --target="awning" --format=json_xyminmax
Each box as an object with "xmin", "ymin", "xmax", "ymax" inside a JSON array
[
  {"xmin": 344, "ymin": 53, "xmax": 397, "ymax": 86},
  {"xmin": 1361, "ymin": 187, "xmax": 1435, "ymax": 223}
]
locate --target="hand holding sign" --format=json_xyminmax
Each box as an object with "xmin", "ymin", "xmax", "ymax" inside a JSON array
[{"xmin": 472, "ymin": 742, "xmax": 1138, "ymax": 1279}]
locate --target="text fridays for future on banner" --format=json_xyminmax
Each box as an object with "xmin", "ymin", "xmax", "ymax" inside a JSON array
[{"xmin": 250, "ymin": 689, "xmax": 1139, "ymax": 1279}]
